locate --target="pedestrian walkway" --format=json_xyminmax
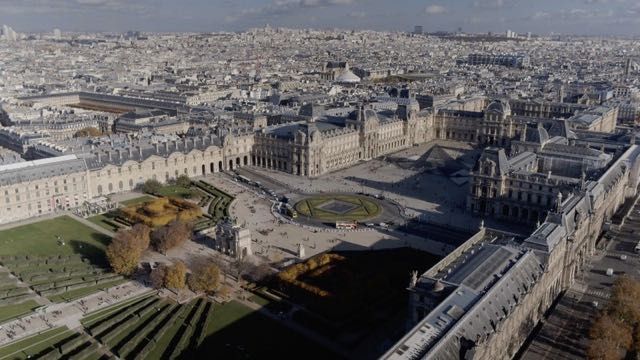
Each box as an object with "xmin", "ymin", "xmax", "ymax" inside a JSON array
[
  {"xmin": 0, "ymin": 281, "xmax": 150, "ymax": 346},
  {"xmin": 69, "ymin": 213, "xmax": 115, "ymax": 237}
]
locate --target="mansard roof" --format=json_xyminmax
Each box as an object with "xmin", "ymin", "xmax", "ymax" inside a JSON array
[{"xmin": 0, "ymin": 155, "xmax": 87, "ymax": 186}]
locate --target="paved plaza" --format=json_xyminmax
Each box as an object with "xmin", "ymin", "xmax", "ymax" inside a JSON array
[{"xmin": 239, "ymin": 140, "xmax": 481, "ymax": 230}]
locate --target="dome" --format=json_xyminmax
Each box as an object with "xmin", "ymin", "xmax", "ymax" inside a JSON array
[
  {"xmin": 486, "ymin": 99, "xmax": 511, "ymax": 115},
  {"xmin": 335, "ymin": 69, "xmax": 361, "ymax": 83}
]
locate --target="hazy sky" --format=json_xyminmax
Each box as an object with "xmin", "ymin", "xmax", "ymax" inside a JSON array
[{"xmin": 0, "ymin": 0, "xmax": 639, "ymax": 35}]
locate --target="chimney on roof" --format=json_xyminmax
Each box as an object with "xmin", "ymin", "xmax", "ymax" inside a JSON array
[
  {"xmin": 155, "ymin": 143, "xmax": 159, "ymax": 153},
  {"xmin": 128, "ymin": 147, "xmax": 133, "ymax": 157},
  {"xmin": 117, "ymin": 149, "xmax": 122, "ymax": 160},
  {"xmin": 138, "ymin": 146, "xmax": 143, "ymax": 157},
  {"xmin": 165, "ymin": 141, "xmax": 169, "ymax": 152},
  {"xmin": 108, "ymin": 151, "xmax": 112, "ymax": 162},
  {"xmin": 97, "ymin": 151, "xmax": 101, "ymax": 162}
]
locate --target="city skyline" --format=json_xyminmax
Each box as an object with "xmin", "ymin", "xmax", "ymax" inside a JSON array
[{"xmin": 0, "ymin": 0, "xmax": 640, "ymax": 36}]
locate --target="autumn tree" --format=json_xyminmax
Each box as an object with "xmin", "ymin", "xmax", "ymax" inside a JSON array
[
  {"xmin": 164, "ymin": 261, "xmax": 187, "ymax": 290},
  {"xmin": 588, "ymin": 314, "xmax": 632, "ymax": 359},
  {"xmin": 129, "ymin": 223, "xmax": 151, "ymax": 252},
  {"xmin": 151, "ymin": 220, "xmax": 192, "ymax": 254},
  {"xmin": 608, "ymin": 275, "xmax": 640, "ymax": 324},
  {"xmin": 588, "ymin": 276, "xmax": 640, "ymax": 360},
  {"xmin": 106, "ymin": 231, "xmax": 140, "ymax": 275},
  {"xmin": 187, "ymin": 262, "xmax": 220, "ymax": 294},
  {"xmin": 106, "ymin": 225, "xmax": 152, "ymax": 275}
]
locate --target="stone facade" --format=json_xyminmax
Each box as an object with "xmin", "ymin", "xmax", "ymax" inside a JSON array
[{"xmin": 385, "ymin": 146, "xmax": 640, "ymax": 360}]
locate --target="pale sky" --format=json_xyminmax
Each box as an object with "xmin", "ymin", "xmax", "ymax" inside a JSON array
[{"xmin": 0, "ymin": 0, "xmax": 639, "ymax": 35}]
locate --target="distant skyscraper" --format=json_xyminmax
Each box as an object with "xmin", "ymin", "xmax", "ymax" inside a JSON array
[
  {"xmin": 53, "ymin": 28, "xmax": 61, "ymax": 40},
  {"xmin": 1, "ymin": 25, "xmax": 18, "ymax": 42},
  {"xmin": 625, "ymin": 58, "xmax": 631, "ymax": 76},
  {"xmin": 413, "ymin": 26, "xmax": 423, "ymax": 35}
]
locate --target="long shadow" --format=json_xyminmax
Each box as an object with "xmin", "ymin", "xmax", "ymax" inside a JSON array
[
  {"xmin": 68, "ymin": 239, "xmax": 109, "ymax": 267},
  {"xmin": 186, "ymin": 308, "xmax": 346, "ymax": 360}
]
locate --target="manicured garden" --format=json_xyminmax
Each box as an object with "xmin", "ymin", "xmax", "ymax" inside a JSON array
[
  {"xmin": 0, "ymin": 268, "xmax": 40, "ymax": 323},
  {"xmin": 193, "ymin": 180, "xmax": 235, "ymax": 231},
  {"xmin": 0, "ymin": 216, "xmax": 121, "ymax": 310},
  {"xmin": 0, "ymin": 255, "xmax": 125, "ymax": 303},
  {"xmin": 294, "ymin": 194, "xmax": 382, "ymax": 222},
  {"xmin": 0, "ymin": 327, "xmax": 83, "ymax": 360},
  {"xmin": 87, "ymin": 196, "xmax": 154, "ymax": 233},
  {"xmin": 82, "ymin": 295, "xmax": 214, "ymax": 359}
]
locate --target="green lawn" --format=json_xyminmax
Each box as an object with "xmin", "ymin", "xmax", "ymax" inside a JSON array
[
  {"xmin": 0, "ymin": 216, "xmax": 110, "ymax": 262},
  {"xmin": 0, "ymin": 327, "xmax": 72, "ymax": 360},
  {"xmin": 155, "ymin": 185, "xmax": 195, "ymax": 199},
  {"xmin": 120, "ymin": 195, "xmax": 155, "ymax": 206},
  {"xmin": 87, "ymin": 213, "xmax": 121, "ymax": 233},
  {"xmin": 196, "ymin": 301, "xmax": 342, "ymax": 360},
  {"xmin": 0, "ymin": 300, "xmax": 40, "ymax": 324}
]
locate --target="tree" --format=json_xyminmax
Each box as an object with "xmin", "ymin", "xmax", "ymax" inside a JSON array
[
  {"xmin": 150, "ymin": 264, "xmax": 167, "ymax": 289},
  {"xmin": 608, "ymin": 275, "xmax": 640, "ymax": 325},
  {"xmin": 106, "ymin": 231, "xmax": 140, "ymax": 275},
  {"xmin": 232, "ymin": 257, "xmax": 251, "ymax": 281},
  {"xmin": 129, "ymin": 223, "xmax": 151, "ymax": 252},
  {"xmin": 151, "ymin": 220, "xmax": 192, "ymax": 254},
  {"xmin": 164, "ymin": 261, "xmax": 187, "ymax": 290},
  {"xmin": 175, "ymin": 174, "xmax": 191, "ymax": 188},
  {"xmin": 106, "ymin": 225, "xmax": 151, "ymax": 275},
  {"xmin": 587, "ymin": 275, "xmax": 640, "ymax": 360},
  {"xmin": 141, "ymin": 179, "xmax": 162, "ymax": 195},
  {"xmin": 246, "ymin": 263, "xmax": 272, "ymax": 283},
  {"xmin": 588, "ymin": 314, "xmax": 632, "ymax": 359},
  {"xmin": 187, "ymin": 262, "xmax": 220, "ymax": 294}
]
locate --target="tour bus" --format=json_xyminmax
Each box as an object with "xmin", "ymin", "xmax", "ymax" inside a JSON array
[
  {"xmin": 336, "ymin": 221, "xmax": 358, "ymax": 230},
  {"xmin": 280, "ymin": 203, "xmax": 297, "ymax": 218},
  {"xmin": 237, "ymin": 175, "xmax": 252, "ymax": 184}
]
